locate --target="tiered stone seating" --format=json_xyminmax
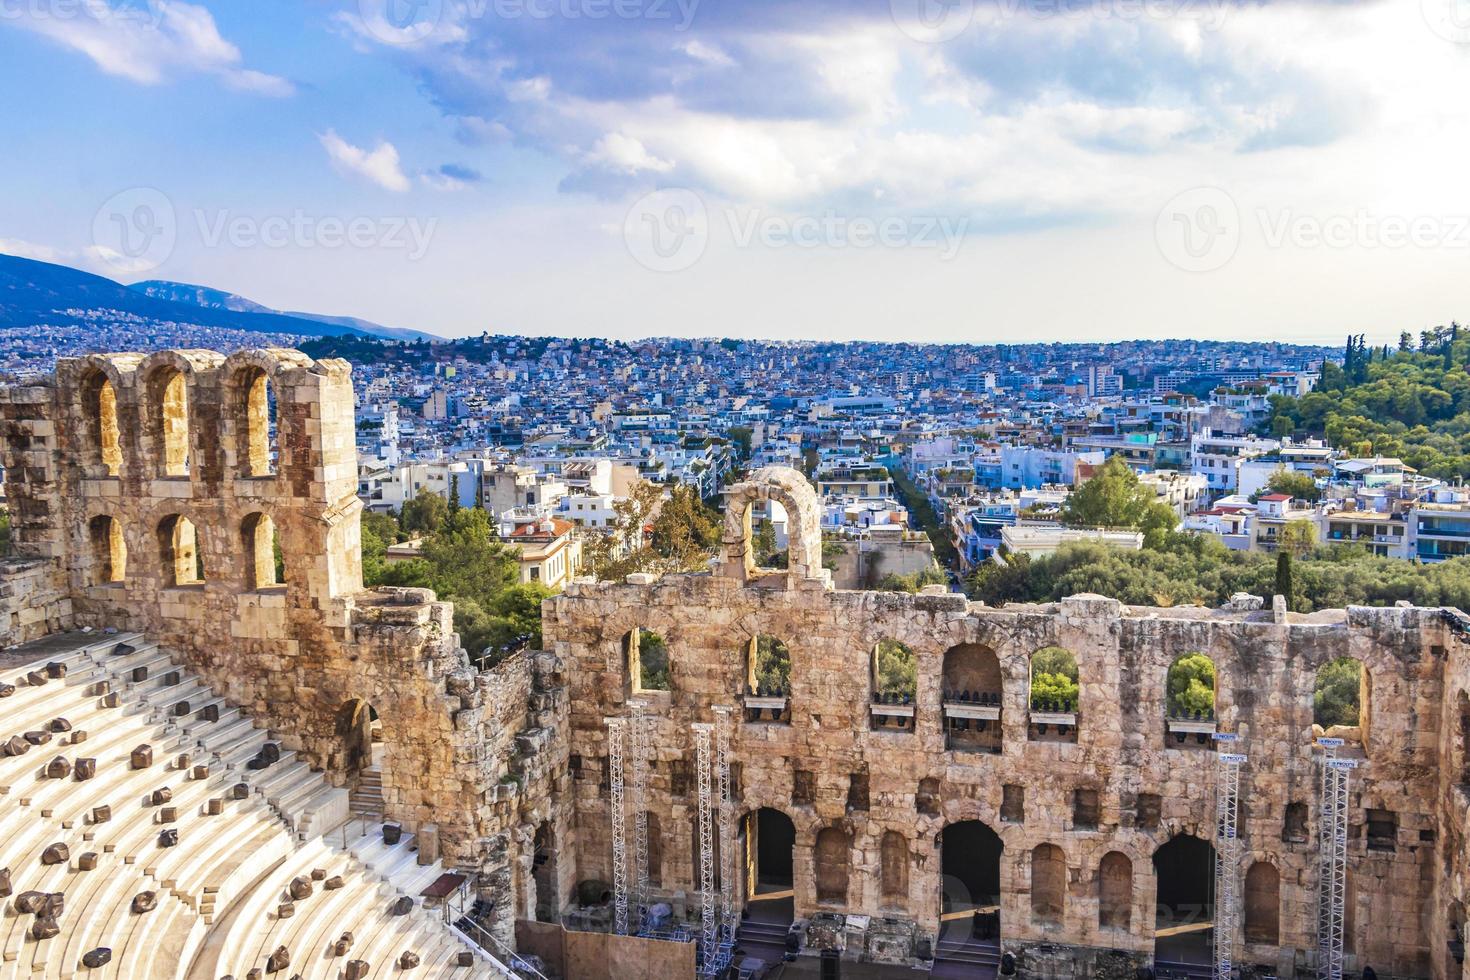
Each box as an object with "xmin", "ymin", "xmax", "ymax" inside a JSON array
[{"xmin": 1, "ymin": 632, "xmax": 506, "ymax": 979}]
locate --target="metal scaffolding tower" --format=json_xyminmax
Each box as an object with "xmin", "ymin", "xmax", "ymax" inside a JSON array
[
  {"xmin": 1316, "ymin": 738, "xmax": 1353, "ymax": 980},
  {"xmin": 692, "ymin": 722, "xmax": 718, "ymax": 971},
  {"xmin": 713, "ymin": 705, "xmax": 736, "ymax": 932},
  {"xmin": 1213, "ymin": 734, "xmax": 1246, "ymax": 980},
  {"xmin": 605, "ymin": 716, "xmax": 629, "ymax": 937},
  {"xmin": 629, "ymin": 700, "xmax": 651, "ymax": 930}
]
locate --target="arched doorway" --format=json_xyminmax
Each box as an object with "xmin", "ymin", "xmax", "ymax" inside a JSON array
[
  {"xmin": 1154, "ymin": 834, "xmax": 1216, "ymax": 968},
  {"xmin": 939, "ymin": 820, "xmax": 1003, "ymax": 944},
  {"xmin": 533, "ymin": 821, "xmax": 558, "ymax": 924},
  {"xmin": 335, "ymin": 698, "xmax": 377, "ymax": 778},
  {"xmin": 742, "ymin": 808, "xmax": 795, "ymax": 926}
]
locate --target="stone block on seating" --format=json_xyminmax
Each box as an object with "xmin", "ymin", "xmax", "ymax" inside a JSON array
[
  {"xmin": 24, "ymin": 730, "xmax": 51, "ymax": 746},
  {"xmin": 151, "ymin": 787, "xmax": 172, "ymax": 806},
  {"xmin": 132, "ymin": 890, "xmax": 157, "ymax": 913},
  {"xmin": 266, "ymin": 945, "xmax": 290, "ymax": 972},
  {"xmin": 101, "ymin": 692, "xmax": 120, "ymax": 708},
  {"xmin": 75, "ymin": 757, "xmax": 97, "ymax": 780},
  {"xmin": 131, "ymin": 744, "xmax": 153, "ymax": 769},
  {"xmin": 78, "ymin": 852, "xmax": 99, "ymax": 871},
  {"xmin": 82, "ymin": 947, "xmax": 112, "ymax": 968},
  {"xmin": 91, "ymin": 804, "xmax": 112, "ymax": 824},
  {"xmin": 345, "ymin": 959, "xmax": 369, "ymax": 979},
  {"xmin": 4, "ymin": 735, "xmax": 30, "ymax": 756},
  {"xmin": 31, "ymin": 915, "xmax": 60, "ymax": 940},
  {"xmin": 26, "ymin": 671, "xmax": 46, "ymax": 686},
  {"xmin": 288, "ymin": 876, "xmax": 312, "ymax": 900},
  {"xmin": 399, "ymin": 950, "xmax": 420, "ymax": 968},
  {"xmin": 45, "ymin": 756, "xmax": 71, "ymax": 779},
  {"xmin": 158, "ymin": 828, "xmax": 179, "ymax": 847},
  {"xmin": 389, "ymin": 896, "xmax": 413, "ymax": 916},
  {"xmin": 41, "ymin": 842, "xmax": 70, "ymax": 865},
  {"xmin": 49, "ymin": 716, "xmax": 72, "ymax": 732}
]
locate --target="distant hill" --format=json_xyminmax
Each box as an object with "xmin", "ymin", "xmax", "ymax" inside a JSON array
[
  {"xmin": 0, "ymin": 253, "xmax": 437, "ymax": 342},
  {"xmin": 129, "ymin": 279, "xmax": 437, "ymax": 342}
]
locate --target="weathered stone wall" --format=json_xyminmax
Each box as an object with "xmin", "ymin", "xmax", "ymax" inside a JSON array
[
  {"xmin": 0, "ymin": 350, "xmax": 568, "ymax": 949},
  {"xmin": 545, "ymin": 466, "xmax": 1469, "ymax": 979}
]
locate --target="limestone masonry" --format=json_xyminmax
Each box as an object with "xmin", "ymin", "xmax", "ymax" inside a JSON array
[{"xmin": 3, "ymin": 349, "xmax": 1469, "ymax": 979}]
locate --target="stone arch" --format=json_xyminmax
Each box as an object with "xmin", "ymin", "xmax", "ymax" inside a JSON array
[
  {"xmin": 1153, "ymin": 834, "xmax": 1215, "ymax": 950},
  {"xmin": 943, "ymin": 642, "xmax": 1003, "ymax": 752},
  {"xmin": 86, "ymin": 513, "xmax": 126, "ymax": 585},
  {"xmin": 880, "ymin": 830, "xmax": 908, "ymax": 908},
  {"xmin": 1166, "ymin": 652, "xmax": 1217, "ymax": 719},
  {"xmin": 1314, "ymin": 655, "xmax": 1371, "ymax": 747},
  {"xmin": 624, "ymin": 627, "xmax": 670, "ymax": 693},
  {"xmin": 79, "ymin": 368, "xmax": 122, "ymax": 477},
  {"xmin": 241, "ymin": 512, "xmax": 282, "ymax": 589},
  {"xmin": 872, "ymin": 638, "xmax": 916, "ymax": 701},
  {"xmin": 157, "ymin": 513, "xmax": 203, "ymax": 585},
  {"xmin": 745, "ymin": 634, "xmax": 791, "ymax": 709},
  {"xmin": 1098, "ymin": 850, "xmax": 1131, "ymax": 930},
  {"xmin": 813, "ymin": 825, "xmax": 850, "ymax": 905},
  {"xmin": 1244, "ymin": 860, "xmax": 1280, "ymax": 945},
  {"xmin": 720, "ymin": 465, "xmax": 826, "ymax": 584},
  {"xmin": 334, "ymin": 697, "xmax": 377, "ymax": 778},
  {"xmin": 144, "ymin": 362, "xmax": 191, "ymax": 477},
  {"xmin": 233, "ymin": 364, "xmax": 276, "ymax": 477},
  {"xmin": 1030, "ymin": 843, "xmax": 1066, "ymax": 924}
]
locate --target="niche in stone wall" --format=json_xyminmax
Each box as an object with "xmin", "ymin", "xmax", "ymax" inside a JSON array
[
  {"xmin": 1072, "ymin": 788, "xmax": 1100, "ymax": 829},
  {"xmin": 792, "ymin": 769, "xmax": 815, "ymax": 807},
  {"xmin": 1134, "ymin": 793, "xmax": 1161, "ymax": 830},
  {"xmin": 942, "ymin": 643, "xmax": 1002, "ymax": 754},
  {"xmin": 814, "ymin": 826, "xmax": 850, "ymax": 905},
  {"xmin": 1001, "ymin": 784, "xmax": 1025, "ymax": 823},
  {"xmin": 1244, "ymin": 861, "xmax": 1280, "ymax": 945},
  {"xmin": 1457, "ymin": 691, "xmax": 1470, "ymax": 790},
  {"xmin": 744, "ymin": 634, "xmax": 792, "ymax": 724},
  {"xmin": 1366, "ymin": 808, "xmax": 1397, "ymax": 852},
  {"xmin": 87, "ymin": 514, "xmax": 126, "ymax": 585},
  {"xmin": 646, "ymin": 811, "xmax": 663, "ymax": 887},
  {"xmin": 846, "ymin": 769, "xmax": 869, "ymax": 811},
  {"xmin": 880, "ymin": 830, "xmax": 908, "ymax": 908},
  {"xmin": 916, "ymin": 777, "xmax": 940, "ymax": 816},
  {"xmin": 1029, "ymin": 647, "xmax": 1079, "ymax": 744},
  {"xmin": 1098, "ymin": 851, "xmax": 1131, "ymax": 930},
  {"xmin": 870, "ymin": 638, "xmax": 917, "ymax": 732},
  {"xmin": 1282, "ymin": 801, "xmax": 1308, "ymax": 843},
  {"xmin": 1030, "ymin": 843, "xmax": 1065, "ymax": 924},
  {"xmin": 1165, "ymin": 653, "xmax": 1217, "ymax": 749}
]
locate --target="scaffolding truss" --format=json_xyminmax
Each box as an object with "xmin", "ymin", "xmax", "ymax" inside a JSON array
[
  {"xmin": 629, "ymin": 700, "xmax": 651, "ymax": 930},
  {"xmin": 713, "ymin": 705, "xmax": 736, "ymax": 933},
  {"xmin": 605, "ymin": 716, "xmax": 629, "ymax": 937},
  {"xmin": 1316, "ymin": 738, "xmax": 1353, "ymax": 980},
  {"xmin": 691, "ymin": 722, "xmax": 718, "ymax": 972},
  {"xmin": 1213, "ymin": 734, "xmax": 1246, "ymax": 980}
]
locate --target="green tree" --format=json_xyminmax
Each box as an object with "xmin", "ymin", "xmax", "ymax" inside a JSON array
[
  {"xmin": 649, "ymin": 484, "xmax": 721, "ymax": 571},
  {"xmin": 582, "ymin": 480, "xmax": 663, "ymax": 580},
  {"xmin": 1060, "ymin": 455, "xmax": 1179, "ymax": 548},
  {"xmin": 448, "ymin": 473, "xmax": 461, "ymax": 514},
  {"xmin": 1029, "ymin": 646, "xmax": 1079, "ymax": 711},
  {"xmin": 1277, "ymin": 520, "xmax": 1317, "ymax": 558},
  {"xmin": 1262, "ymin": 468, "xmax": 1319, "ymax": 502},
  {"xmin": 418, "ymin": 507, "xmax": 519, "ymax": 609},
  {"xmin": 728, "ymin": 426, "xmax": 754, "ymax": 459},
  {"xmin": 1314, "ymin": 657, "xmax": 1362, "ymax": 728},
  {"xmin": 636, "ymin": 630, "xmax": 670, "ymax": 690},
  {"xmin": 753, "ymin": 519, "xmax": 784, "ymax": 568},
  {"xmin": 751, "ymin": 635, "xmax": 791, "ymax": 694},
  {"xmin": 360, "ymin": 511, "xmax": 401, "ymax": 585},
  {"xmin": 1166, "ymin": 653, "xmax": 1216, "ymax": 717},
  {"xmin": 876, "ymin": 566, "xmax": 947, "ymax": 593},
  {"xmin": 874, "ymin": 638, "xmax": 916, "ymax": 699},
  {"xmin": 400, "ymin": 489, "xmax": 449, "ymax": 536},
  {"xmin": 0, "ymin": 508, "xmax": 10, "ymax": 556},
  {"xmin": 1275, "ymin": 551, "xmax": 1294, "ymax": 603}
]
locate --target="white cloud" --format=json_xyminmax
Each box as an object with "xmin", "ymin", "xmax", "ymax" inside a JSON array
[
  {"xmin": 2, "ymin": 0, "xmax": 292, "ymax": 95},
  {"xmin": 588, "ymin": 133, "xmax": 674, "ymax": 176},
  {"xmin": 0, "ymin": 238, "xmax": 71, "ymax": 263},
  {"xmin": 318, "ymin": 130, "xmax": 413, "ymax": 192}
]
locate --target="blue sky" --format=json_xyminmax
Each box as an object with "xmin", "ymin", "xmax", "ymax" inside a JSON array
[{"xmin": 3, "ymin": 0, "xmax": 1470, "ymax": 344}]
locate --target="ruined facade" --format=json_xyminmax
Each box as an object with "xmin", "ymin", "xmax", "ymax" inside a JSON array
[{"xmin": 4, "ymin": 350, "xmax": 1470, "ymax": 979}]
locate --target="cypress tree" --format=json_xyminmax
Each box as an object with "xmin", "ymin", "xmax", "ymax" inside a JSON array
[{"xmin": 1275, "ymin": 550, "xmax": 1293, "ymax": 605}]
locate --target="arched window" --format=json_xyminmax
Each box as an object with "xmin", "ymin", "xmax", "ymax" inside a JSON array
[
  {"xmin": 81, "ymin": 371, "xmax": 121, "ymax": 477},
  {"xmin": 942, "ymin": 643, "xmax": 1002, "ymax": 753},
  {"xmin": 237, "ymin": 366, "xmax": 276, "ymax": 477},
  {"xmin": 880, "ymin": 830, "xmax": 908, "ymax": 907},
  {"xmin": 814, "ymin": 826, "xmax": 850, "ymax": 905},
  {"xmin": 871, "ymin": 638, "xmax": 916, "ymax": 732},
  {"xmin": 1314, "ymin": 656, "xmax": 1370, "ymax": 746},
  {"xmin": 1030, "ymin": 646, "xmax": 1079, "ymax": 742},
  {"xmin": 157, "ymin": 514, "xmax": 203, "ymax": 586},
  {"xmin": 625, "ymin": 628, "xmax": 670, "ymax": 693},
  {"xmin": 1166, "ymin": 653, "xmax": 1217, "ymax": 747},
  {"xmin": 744, "ymin": 634, "xmax": 791, "ymax": 723},
  {"xmin": 1030, "ymin": 843, "xmax": 1065, "ymax": 924},
  {"xmin": 750, "ymin": 500, "xmax": 790, "ymax": 569},
  {"xmin": 1098, "ymin": 851, "xmax": 1131, "ymax": 929},
  {"xmin": 87, "ymin": 515, "xmax": 126, "ymax": 585},
  {"xmin": 1244, "ymin": 861, "xmax": 1280, "ymax": 945},
  {"xmin": 150, "ymin": 367, "xmax": 190, "ymax": 477},
  {"xmin": 242, "ymin": 512, "xmax": 282, "ymax": 589},
  {"xmin": 334, "ymin": 698, "xmax": 378, "ymax": 777}
]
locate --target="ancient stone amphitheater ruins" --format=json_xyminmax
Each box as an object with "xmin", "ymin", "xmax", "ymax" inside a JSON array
[{"xmin": 1, "ymin": 348, "xmax": 1468, "ymax": 980}]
